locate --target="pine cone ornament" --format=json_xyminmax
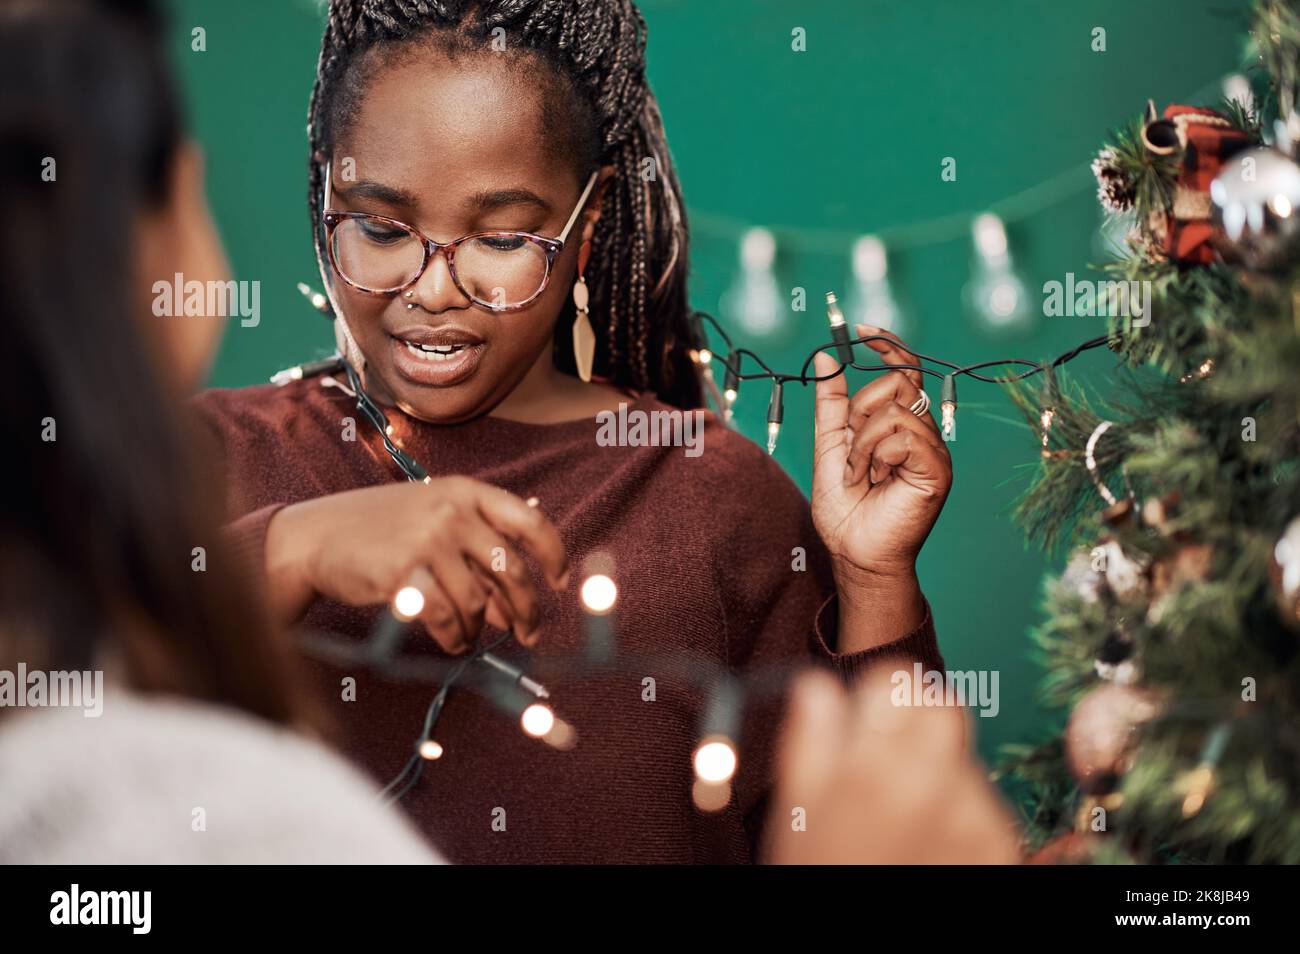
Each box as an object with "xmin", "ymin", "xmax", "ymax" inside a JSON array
[{"xmin": 1092, "ymin": 147, "xmax": 1136, "ymax": 213}]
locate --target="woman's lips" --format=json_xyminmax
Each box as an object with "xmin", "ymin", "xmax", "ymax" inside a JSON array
[{"xmin": 388, "ymin": 331, "xmax": 486, "ymax": 387}]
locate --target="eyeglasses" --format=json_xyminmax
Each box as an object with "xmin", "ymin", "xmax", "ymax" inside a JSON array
[{"xmin": 322, "ymin": 163, "xmax": 599, "ymax": 312}]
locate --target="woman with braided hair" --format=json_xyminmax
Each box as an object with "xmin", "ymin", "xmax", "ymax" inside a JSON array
[{"xmin": 195, "ymin": 0, "xmax": 957, "ymax": 863}]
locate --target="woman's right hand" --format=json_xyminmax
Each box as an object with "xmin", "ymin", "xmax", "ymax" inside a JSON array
[{"xmin": 263, "ymin": 477, "xmax": 570, "ymax": 653}]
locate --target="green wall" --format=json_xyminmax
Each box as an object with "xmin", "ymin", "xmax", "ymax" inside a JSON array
[{"xmin": 170, "ymin": 0, "xmax": 1251, "ymax": 761}]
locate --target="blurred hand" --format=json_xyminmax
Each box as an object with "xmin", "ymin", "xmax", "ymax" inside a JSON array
[
  {"xmin": 265, "ymin": 477, "xmax": 569, "ymax": 653},
  {"xmin": 766, "ymin": 666, "xmax": 1021, "ymax": 865}
]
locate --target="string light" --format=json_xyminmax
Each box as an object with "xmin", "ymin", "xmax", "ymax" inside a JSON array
[
  {"xmin": 824, "ymin": 291, "xmax": 857, "ymax": 366},
  {"xmin": 521, "ymin": 702, "xmax": 555, "ymax": 737},
  {"xmin": 580, "ymin": 552, "xmax": 618, "ymax": 663},
  {"xmin": 418, "ymin": 740, "xmax": 444, "ymax": 761},
  {"xmin": 1179, "ymin": 358, "xmax": 1215, "ymax": 383},
  {"xmin": 692, "ymin": 677, "xmax": 742, "ymax": 812},
  {"xmin": 766, "ymin": 379, "xmax": 784, "ymax": 455},
  {"xmin": 1181, "ymin": 723, "xmax": 1231, "ymax": 818},
  {"xmin": 287, "ymin": 283, "xmax": 1118, "ymax": 807},
  {"xmin": 522, "ymin": 703, "xmax": 578, "ymax": 751},
  {"xmin": 1039, "ymin": 364, "xmax": 1058, "ymax": 458},
  {"xmin": 939, "ymin": 375, "xmax": 958, "ymax": 442},
  {"xmin": 296, "ymin": 281, "xmax": 330, "ymax": 314},
  {"xmin": 392, "ymin": 585, "xmax": 424, "ymax": 620},
  {"xmin": 722, "ymin": 360, "xmax": 740, "ymax": 420}
]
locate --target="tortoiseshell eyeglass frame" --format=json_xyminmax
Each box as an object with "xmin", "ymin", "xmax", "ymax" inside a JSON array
[{"xmin": 322, "ymin": 162, "xmax": 600, "ymax": 312}]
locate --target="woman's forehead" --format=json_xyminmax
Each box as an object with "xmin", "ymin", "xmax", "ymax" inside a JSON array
[{"xmin": 336, "ymin": 52, "xmax": 575, "ymax": 207}]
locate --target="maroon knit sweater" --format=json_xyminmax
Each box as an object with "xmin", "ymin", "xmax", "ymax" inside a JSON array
[{"xmin": 192, "ymin": 376, "xmax": 944, "ymax": 864}]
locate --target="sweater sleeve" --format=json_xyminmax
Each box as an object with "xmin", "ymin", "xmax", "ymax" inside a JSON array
[
  {"xmin": 224, "ymin": 503, "xmax": 287, "ymax": 577},
  {"xmin": 812, "ymin": 591, "xmax": 945, "ymax": 678}
]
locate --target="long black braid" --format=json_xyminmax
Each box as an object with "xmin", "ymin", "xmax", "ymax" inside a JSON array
[{"xmin": 306, "ymin": 0, "xmax": 702, "ymax": 408}]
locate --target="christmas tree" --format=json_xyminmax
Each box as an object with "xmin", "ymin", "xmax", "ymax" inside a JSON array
[{"xmin": 1002, "ymin": 0, "xmax": 1300, "ymax": 865}]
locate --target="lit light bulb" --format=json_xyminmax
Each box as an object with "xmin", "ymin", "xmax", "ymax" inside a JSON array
[
  {"xmin": 392, "ymin": 585, "xmax": 425, "ymax": 621},
  {"xmin": 693, "ymin": 736, "xmax": 738, "ymax": 783},
  {"xmin": 1039, "ymin": 365, "xmax": 1058, "ymax": 457},
  {"xmin": 580, "ymin": 574, "xmax": 617, "ymax": 614},
  {"xmin": 520, "ymin": 703, "xmax": 555, "ymax": 738},
  {"xmin": 1040, "ymin": 407, "xmax": 1056, "ymax": 453},
  {"xmin": 418, "ymin": 739, "xmax": 443, "ymax": 761},
  {"xmin": 825, "ymin": 291, "xmax": 856, "ymax": 366},
  {"xmin": 766, "ymin": 380, "xmax": 784, "ymax": 455},
  {"xmin": 296, "ymin": 281, "xmax": 330, "ymax": 314},
  {"xmin": 722, "ymin": 357, "xmax": 740, "ymax": 420},
  {"xmin": 939, "ymin": 375, "xmax": 957, "ymax": 443},
  {"xmin": 1181, "ymin": 765, "xmax": 1214, "ymax": 818}
]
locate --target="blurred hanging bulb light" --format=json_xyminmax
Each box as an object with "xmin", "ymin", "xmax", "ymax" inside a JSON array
[
  {"xmin": 720, "ymin": 227, "xmax": 783, "ymax": 337},
  {"xmin": 693, "ymin": 736, "xmax": 738, "ymax": 783},
  {"xmin": 392, "ymin": 585, "xmax": 425, "ymax": 621},
  {"xmin": 580, "ymin": 574, "xmax": 618, "ymax": 615},
  {"xmin": 418, "ymin": 739, "xmax": 444, "ymax": 761},
  {"xmin": 520, "ymin": 703, "xmax": 556, "ymax": 738},
  {"xmin": 964, "ymin": 213, "xmax": 1031, "ymax": 334},
  {"xmin": 691, "ymin": 677, "xmax": 741, "ymax": 812},
  {"xmin": 1222, "ymin": 73, "xmax": 1254, "ymax": 115},
  {"xmin": 845, "ymin": 235, "xmax": 905, "ymax": 336}
]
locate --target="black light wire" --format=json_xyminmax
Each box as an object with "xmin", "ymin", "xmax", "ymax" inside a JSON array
[{"xmin": 284, "ymin": 298, "xmax": 1117, "ymax": 803}]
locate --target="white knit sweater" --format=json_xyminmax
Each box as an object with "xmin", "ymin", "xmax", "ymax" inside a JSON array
[{"xmin": 0, "ymin": 693, "xmax": 442, "ymax": 864}]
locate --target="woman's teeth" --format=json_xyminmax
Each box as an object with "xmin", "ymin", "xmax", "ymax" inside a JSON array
[{"xmin": 404, "ymin": 341, "xmax": 469, "ymax": 362}]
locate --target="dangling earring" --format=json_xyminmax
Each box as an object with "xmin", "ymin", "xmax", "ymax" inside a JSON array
[{"xmin": 572, "ymin": 239, "xmax": 595, "ymax": 382}]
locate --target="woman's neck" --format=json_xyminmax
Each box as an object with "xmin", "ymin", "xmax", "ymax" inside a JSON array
[{"xmin": 486, "ymin": 340, "xmax": 629, "ymax": 425}]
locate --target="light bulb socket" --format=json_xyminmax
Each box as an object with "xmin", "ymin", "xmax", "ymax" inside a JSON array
[
  {"xmin": 1040, "ymin": 362, "xmax": 1058, "ymax": 408},
  {"xmin": 766, "ymin": 380, "xmax": 785, "ymax": 425},
  {"xmin": 366, "ymin": 611, "xmax": 408, "ymax": 664},
  {"xmin": 700, "ymin": 676, "xmax": 743, "ymax": 742},
  {"xmin": 940, "ymin": 374, "xmax": 957, "ymax": 442},
  {"xmin": 723, "ymin": 358, "xmax": 740, "ymax": 398},
  {"xmin": 826, "ymin": 292, "xmax": 856, "ymax": 366}
]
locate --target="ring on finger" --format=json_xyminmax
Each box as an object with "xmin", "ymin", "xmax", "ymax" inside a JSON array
[{"xmin": 908, "ymin": 389, "xmax": 931, "ymax": 418}]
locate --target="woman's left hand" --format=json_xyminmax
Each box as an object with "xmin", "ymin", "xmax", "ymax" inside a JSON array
[{"xmin": 810, "ymin": 324, "xmax": 952, "ymax": 618}]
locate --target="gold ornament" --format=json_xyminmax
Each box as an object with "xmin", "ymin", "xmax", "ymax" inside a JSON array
[
  {"xmin": 1269, "ymin": 516, "xmax": 1300, "ymax": 628},
  {"xmin": 1065, "ymin": 684, "xmax": 1160, "ymax": 794}
]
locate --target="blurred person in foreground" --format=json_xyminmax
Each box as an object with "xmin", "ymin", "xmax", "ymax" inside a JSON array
[{"xmin": 0, "ymin": 0, "xmax": 438, "ymax": 863}]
